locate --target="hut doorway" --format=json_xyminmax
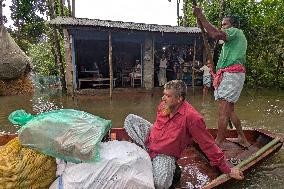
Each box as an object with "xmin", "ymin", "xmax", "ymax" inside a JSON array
[{"xmin": 113, "ymin": 41, "xmax": 142, "ymax": 88}]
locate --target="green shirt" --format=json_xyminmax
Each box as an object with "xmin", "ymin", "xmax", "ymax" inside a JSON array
[{"xmin": 216, "ymin": 27, "xmax": 247, "ymax": 71}]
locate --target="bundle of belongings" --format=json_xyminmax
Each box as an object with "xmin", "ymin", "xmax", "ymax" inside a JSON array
[
  {"xmin": 1, "ymin": 109, "xmax": 154, "ymax": 188},
  {"xmin": 0, "ymin": 137, "xmax": 56, "ymax": 188},
  {"xmin": 50, "ymin": 140, "xmax": 154, "ymax": 189}
]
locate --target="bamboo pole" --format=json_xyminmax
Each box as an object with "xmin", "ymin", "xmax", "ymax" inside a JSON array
[
  {"xmin": 108, "ymin": 31, "xmax": 113, "ymax": 99},
  {"xmin": 192, "ymin": 0, "xmax": 215, "ymax": 74},
  {"xmin": 203, "ymin": 138, "xmax": 281, "ymax": 188},
  {"xmin": 191, "ymin": 39, "xmax": 196, "ymax": 93},
  {"xmin": 236, "ymin": 138, "xmax": 280, "ymax": 167}
]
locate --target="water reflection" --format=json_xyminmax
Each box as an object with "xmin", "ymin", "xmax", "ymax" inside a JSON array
[
  {"xmin": 184, "ymin": 165, "xmax": 210, "ymax": 189},
  {"xmin": 0, "ymin": 87, "xmax": 283, "ymax": 188}
]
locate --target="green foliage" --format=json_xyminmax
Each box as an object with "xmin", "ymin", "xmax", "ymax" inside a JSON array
[
  {"xmin": 186, "ymin": 0, "xmax": 284, "ymax": 89},
  {"xmin": 9, "ymin": 0, "xmax": 47, "ymax": 52},
  {"xmin": 27, "ymin": 41, "xmax": 58, "ymax": 76},
  {"xmin": 7, "ymin": 0, "xmax": 70, "ymax": 80}
]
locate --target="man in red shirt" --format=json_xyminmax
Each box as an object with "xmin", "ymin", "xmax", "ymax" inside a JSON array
[{"xmin": 124, "ymin": 80, "xmax": 243, "ymax": 189}]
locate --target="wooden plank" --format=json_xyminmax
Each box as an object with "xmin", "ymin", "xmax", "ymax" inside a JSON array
[
  {"xmin": 0, "ymin": 134, "xmax": 17, "ymax": 146},
  {"xmin": 78, "ymin": 78, "xmax": 117, "ymax": 88},
  {"xmin": 108, "ymin": 31, "xmax": 113, "ymax": 98}
]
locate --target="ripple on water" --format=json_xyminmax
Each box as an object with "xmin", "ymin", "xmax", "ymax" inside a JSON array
[
  {"xmin": 184, "ymin": 165, "xmax": 210, "ymax": 189},
  {"xmin": 31, "ymin": 97, "xmax": 60, "ymax": 114}
]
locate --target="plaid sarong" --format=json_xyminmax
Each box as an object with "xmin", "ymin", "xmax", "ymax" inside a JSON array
[
  {"xmin": 214, "ymin": 72, "xmax": 245, "ymax": 103},
  {"xmin": 124, "ymin": 114, "xmax": 176, "ymax": 189},
  {"xmin": 203, "ymin": 75, "xmax": 211, "ymax": 88}
]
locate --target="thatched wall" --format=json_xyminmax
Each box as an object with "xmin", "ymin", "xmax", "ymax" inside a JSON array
[{"xmin": 0, "ymin": 74, "xmax": 34, "ymax": 96}]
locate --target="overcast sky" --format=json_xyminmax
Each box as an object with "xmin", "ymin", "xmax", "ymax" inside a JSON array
[{"xmin": 3, "ymin": 0, "xmax": 183, "ymax": 27}]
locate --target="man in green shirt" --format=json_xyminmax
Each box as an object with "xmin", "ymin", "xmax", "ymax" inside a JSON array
[{"xmin": 192, "ymin": 6, "xmax": 250, "ymax": 148}]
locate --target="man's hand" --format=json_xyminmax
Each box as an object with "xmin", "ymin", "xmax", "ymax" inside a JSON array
[
  {"xmin": 192, "ymin": 6, "xmax": 203, "ymax": 18},
  {"xmin": 229, "ymin": 167, "xmax": 244, "ymax": 180}
]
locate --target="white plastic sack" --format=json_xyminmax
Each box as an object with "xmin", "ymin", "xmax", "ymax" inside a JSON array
[{"xmin": 49, "ymin": 140, "xmax": 154, "ymax": 189}]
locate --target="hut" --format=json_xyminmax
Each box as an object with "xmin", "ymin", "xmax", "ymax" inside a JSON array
[{"xmin": 49, "ymin": 17, "xmax": 207, "ymax": 94}]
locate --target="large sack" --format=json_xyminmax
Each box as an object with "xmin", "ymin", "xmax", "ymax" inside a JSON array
[
  {"xmin": 0, "ymin": 137, "xmax": 56, "ymax": 188},
  {"xmin": 0, "ymin": 74, "xmax": 34, "ymax": 96},
  {"xmin": 8, "ymin": 109, "xmax": 112, "ymax": 163},
  {"xmin": 49, "ymin": 141, "xmax": 155, "ymax": 189},
  {"xmin": 0, "ymin": 25, "xmax": 30, "ymax": 80}
]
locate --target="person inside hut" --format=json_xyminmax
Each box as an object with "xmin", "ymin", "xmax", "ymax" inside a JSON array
[
  {"xmin": 129, "ymin": 60, "xmax": 141, "ymax": 78},
  {"xmin": 176, "ymin": 55, "xmax": 184, "ymax": 80},
  {"xmin": 92, "ymin": 61, "xmax": 100, "ymax": 78},
  {"xmin": 123, "ymin": 80, "xmax": 244, "ymax": 189},
  {"xmin": 134, "ymin": 60, "xmax": 141, "ymax": 76},
  {"xmin": 158, "ymin": 54, "xmax": 167, "ymax": 86}
]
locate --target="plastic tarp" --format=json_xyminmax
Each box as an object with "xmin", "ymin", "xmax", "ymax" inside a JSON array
[
  {"xmin": 49, "ymin": 140, "xmax": 155, "ymax": 189},
  {"xmin": 8, "ymin": 109, "xmax": 112, "ymax": 163}
]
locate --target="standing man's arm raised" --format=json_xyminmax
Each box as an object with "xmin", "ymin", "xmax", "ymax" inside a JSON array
[{"xmin": 192, "ymin": 6, "xmax": 227, "ymax": 41}]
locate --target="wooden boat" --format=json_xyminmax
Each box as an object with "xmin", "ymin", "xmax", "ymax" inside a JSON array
[
  {"xmin": 1, "ymin": 128, "xmax": 283, "ymax": 189},
  {"xmin": 0, "ymin": 133, "xmax": 17, "ymax": 146},
  {"xmin": 107, "ymin": 128, "xmax": 284, "ymax": 189}
]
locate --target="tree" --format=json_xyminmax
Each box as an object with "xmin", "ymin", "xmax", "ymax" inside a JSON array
[
  {"xmin": 47, "ymin": 0, "xmax": 67, "ymax": 93},
  {"xmin": 0, "ymin": 0, "xmax": 3, "ymax": 25},
  {"xmin": 7, "ymin": 0, "xmax": 73, "ymax": 92},
  {"xmin": 28, "ymin": 41, "xmax": 57, "ymax": 76},
  {"xmin": 9, "ymin": 0, "xmax": 47, "ymax": 51},
  {"xmin": 0, "ymin": 0, "xmax": 9, "ymax": 26}
]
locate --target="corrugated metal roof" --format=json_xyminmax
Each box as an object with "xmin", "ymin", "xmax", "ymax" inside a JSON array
[{"xmin": 48, "ymin": 17, "xmax": 201, "ymax": 34}]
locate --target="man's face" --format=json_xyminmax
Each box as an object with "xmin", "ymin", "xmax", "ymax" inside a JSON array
[
  {"xmin": 162, "ymin": 89, "xmax": 181, "ymax": 110},
  {"xmin": 222, "ymin": 18, "xmax": 232, "ymax": 29}
]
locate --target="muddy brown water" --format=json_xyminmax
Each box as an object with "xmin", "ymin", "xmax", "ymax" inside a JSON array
[{"xmin": 0, "ymin": 87, "xmax": 283, "ymax": 188}]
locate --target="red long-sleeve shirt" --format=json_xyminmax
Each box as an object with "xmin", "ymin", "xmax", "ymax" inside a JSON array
[{"xmin": 145, "ymin": 101, "xmax": 231, "ymax": 174}]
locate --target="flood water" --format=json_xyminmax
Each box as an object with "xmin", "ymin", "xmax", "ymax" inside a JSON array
[{"xmin": 0, "ymin": 86, "xmax": 283, "ymax": 188}]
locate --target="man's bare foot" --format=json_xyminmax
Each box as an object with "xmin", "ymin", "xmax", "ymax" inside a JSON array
[
  {"xmin": 216, "ymin": 139, "xmax": 235, "ymax": 151},
  {"xmin": 238, "ymin": 136, "xmax": 251, "ymax": 148}
]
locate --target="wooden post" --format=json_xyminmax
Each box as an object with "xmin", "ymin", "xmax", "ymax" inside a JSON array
[
  {"xmin": 140, "ymin": 43, "xmax": 143, "ymax": 87},
  {"xmin": 63, "ymin": 29, "xmax": 73, "ymax": 94},
  {"xmin": 108, "ymin": 31, "xmax": 113, "ymax": 98},
  {"xmin": 191, "ymin": 39, "xmax": 196, "ymax": 94},
  {"xmin": 143, "ymin": 35, "xmax": 154, "ymax": 89}
]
